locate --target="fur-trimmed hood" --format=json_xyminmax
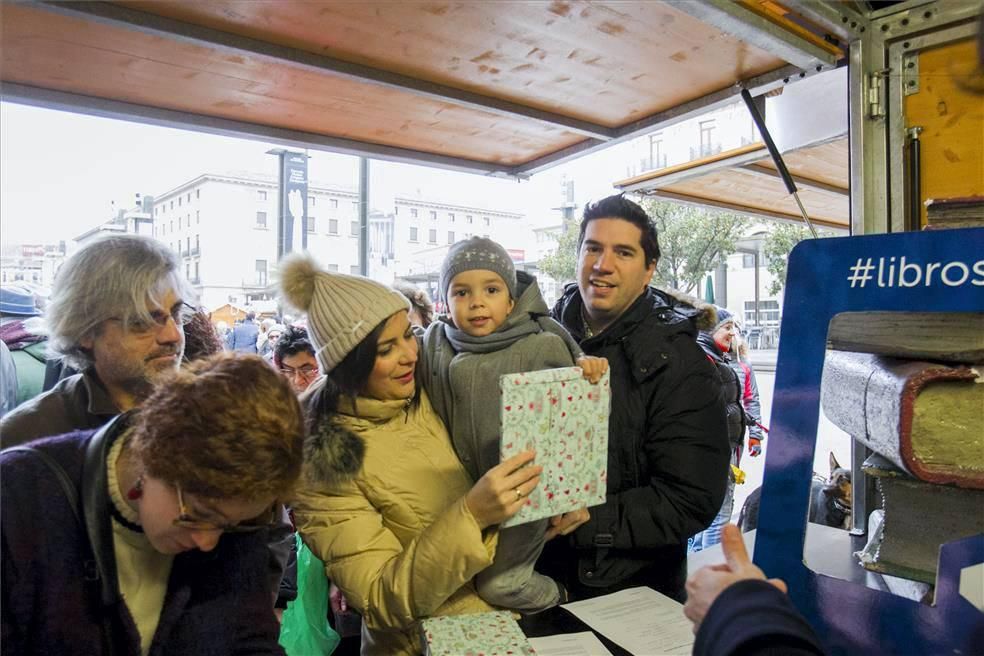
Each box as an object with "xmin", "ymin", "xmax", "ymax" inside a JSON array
[
  {"xmin": 655, "ymin": 286, "xmax": 717, "ymax": 332},
  {"xmin": 552, "ymin": 282, "xmax": 717, "ymax": 341},
  {"xmin": 302, "ymin": 417, "xmax": 366, "ymax": 486}
]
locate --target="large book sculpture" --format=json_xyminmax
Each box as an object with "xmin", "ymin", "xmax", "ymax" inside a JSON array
[
  {"xmin": 420, "ymin": 611, "xmax": 536, "ymax": 656},
  {"xmin": 822, "ymin": 312, "xmax": 984, "ymax": 582},
  {"xmin": 856, "ymin": 454, "xmax": 984, "ymax": 584},
  {"xmin": 499, "ymin": 367, "xmax": 610, "ymax": 528}
]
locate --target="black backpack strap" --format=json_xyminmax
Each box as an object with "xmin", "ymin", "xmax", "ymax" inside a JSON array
[
  {"xmin": 4, "ymin": 444, "xmax": 119, "ymax": 656},
  {"xmin": 4, "ymin": 446, "xmax": 83, "ymax": 527}
]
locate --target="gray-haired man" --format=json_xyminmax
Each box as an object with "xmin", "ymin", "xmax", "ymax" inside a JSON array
[
  {"xmin": 0, "ymin": 234, "xmax": 291, "ymax": 597},
  {"xmin": 0, "ymin": 235, "xmax": 193, "ymax": 447}
]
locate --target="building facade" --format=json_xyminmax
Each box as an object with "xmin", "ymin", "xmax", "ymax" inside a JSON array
[
  {"xmin": 151, "ymin": 174, "xmax": 527, "ymax": 313},
  {"xmin": 0, "ymin": 242, "xmax": 66, "ymax": 292},
  {"xmin": 152, "ymin": 173, "xmax": 361, "ymax": 310}
]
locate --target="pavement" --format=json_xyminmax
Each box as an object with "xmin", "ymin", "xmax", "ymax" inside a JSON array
[
  {"xmin": 729, "ymin": 363, "xmax": 853, "ymax": 526},
  {"xmin": 746, "ymin": 348, "xmax": 778, "ymax": 372}
]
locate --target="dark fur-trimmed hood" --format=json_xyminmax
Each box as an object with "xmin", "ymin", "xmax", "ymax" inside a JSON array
[
  {"xmin": 303, "ymin": 419, "xmax": 365, "ymax": 486},
  {"xmin": 553, "ymin": 282, "xmax": 717, "ymax": 338},
  {"xmin": 654, "ymin": 286, "xmax": 717, "ymax": 331}
]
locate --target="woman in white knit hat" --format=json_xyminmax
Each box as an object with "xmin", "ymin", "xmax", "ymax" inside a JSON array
[{"xmin": 280, "ymin": 254, "xmax": 542, "ymax": 656}]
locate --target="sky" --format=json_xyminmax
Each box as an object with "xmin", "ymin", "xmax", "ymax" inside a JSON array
[{"xmin": 0, "ymin": 102, "xmax": 636, "ymax": 248}]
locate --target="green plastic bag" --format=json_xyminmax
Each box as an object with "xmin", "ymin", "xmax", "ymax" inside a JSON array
[{"xmin": 279, "ymin": 534, "xmax": 341, "ymax": 655}]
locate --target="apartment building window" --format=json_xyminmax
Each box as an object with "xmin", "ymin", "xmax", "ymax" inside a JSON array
[
  {"xmin": 170, "ymin": 221, "xmax": 174, "ymax": 232},
  {"xmin": 330, "ymin": 198, "xmax": 338, "ymax": 209},
  {"xmin": 350, "ymin": 221, "xmax": 359, "ymax": 237},
  {"xmin": 309, "ymin": 195, "xmax": 316, "ymax": 207},
  {"xmin": 178, "ymin": 197, "xmax": 182, "ymax": 207},
  {"xmin": 743, "ymin": 300, "xmax": 780, "ymax": 326},
  {"xmin": 256, "ymin": 211, "xmax": 267, "ymax": 228},
  {"xmin": 699, "ymin": 120, "xmax": 716, "ymax": 157},
  {"xmin": 466, "ymin": 215, "xmax": 473, "ymax": 224},
  {"xmin": 185, "ymin": 237, "xmax": 190, "ymax": 254},
  {"xmin": 649, "ymin": 133, "xmax": 665, "ymax": 168},
  {"xmin": 350, "ymin": 265, "xmax": 360, "ymax": 275},
  {"xmin": 329, "ymin": 219, "xmax": 338, "ymax": 234},
  {"xmin": 743, "ymin": 253, "xmax": 756, "ymax": 268},
  {"xmin": 428, "ymin": 229, "xmax": 437, "ymax": 244},
  {"xmin": 193, "ymin": 261, "xmax": 199, "ymax": 282},
  {"xmin": 196, "ymin": 210, "xmax": 200, "ymax": 224},
  {"xmin": 449, "ymin": 212, "xmax": 455, "ymax": 222},
  {"xmin": 410, "ymin": 208, "xmax": 418, "ymax": 218},
  {"xmin": 196, "ymin": 189, "xmax": 200, "ymax": 199},
  {"xmin": 154, "ymin": 207, "xmax": 158, "ymax": 216},
  {"xmin": 328, "ymin": 264, "xmax": 339, "ymax": 272},
  {"xmin": 186, "ymin": 193, "xmax": 191, "ymax": 203},
  {"xmin": 178, "ymin": 216, "xmax": 182, "ymax": 229},
  {"xmin": 483, "ymin": 217, "xmax": 490, "ymax": 226},
  {"xmin": 170, "ymin": 201, "xmax": 174, "ymax": 210},
  {"xmin": 430, "ymin": 211, "xmax": 437, "ymax": 221},
  {"xmin": 186, "ymin": 263, "xmax": 191, "ymax": 279},
  {"xmin": 448, "ymin": 231, "xmax": 455, "ymax": 244},
  {"xmin": 255, "ymin": 260, "xmax": 268, "ymax": 286},
  {"xmin": 307, "ymin": 217, "xmax": 316, "ymax": 233},
  {"xmin": 195, "ymin": 234, "xmax": 200, "ymax": 252},
  {"xmin": 409, "ymin": 227, "xmax": 418, "ymax": 242},
  {"xmin": 257, "ymin": 190, "xmax": 267, "ymax": 201}
]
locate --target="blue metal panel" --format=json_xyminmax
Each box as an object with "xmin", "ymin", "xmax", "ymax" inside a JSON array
[{"xmin": 756, "ymin": 228, "xmax": 984, "ymax": 655}]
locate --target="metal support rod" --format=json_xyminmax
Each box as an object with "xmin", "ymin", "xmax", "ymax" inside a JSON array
[
  {"xmin": 739, "ymin": 87, "xmax": 819, "ymax": 238},
  {"xmin": 906, "ymin": 126, "xmax": 923, "ymax": 232},
  {"xmin": 358, "ymin": 157, "xmax": 370, "ymax": 276}
]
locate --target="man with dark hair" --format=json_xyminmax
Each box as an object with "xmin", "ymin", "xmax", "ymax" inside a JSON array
[
  {"xmin": 543, "ymin": 193, "xmax": 729, "ymax": 601},
  {"xmin": 273, "ymin": 325, "xmax": 319, "ymax": 394}
]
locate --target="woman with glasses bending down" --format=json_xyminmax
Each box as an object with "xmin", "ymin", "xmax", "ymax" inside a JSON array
[{"xmin": 1, "ymin": 353, "xmax": 304, "ymax": 656}]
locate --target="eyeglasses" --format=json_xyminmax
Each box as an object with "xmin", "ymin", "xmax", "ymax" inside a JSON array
[
  {"xmin": 279, "ymin": 365, "xmax": 319, "ymax": 380},
  {"xmin": 173, "ymin": 483, "xmax": 277, "ymax": 533},
  {"xmin": 113, "ymin": 302, "xmax": 196, "ymax": 334}
]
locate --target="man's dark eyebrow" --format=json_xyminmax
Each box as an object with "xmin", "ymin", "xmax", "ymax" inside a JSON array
[{"xmin": 584, "ymin": 238, "xmax": 639, "ymax": 253}]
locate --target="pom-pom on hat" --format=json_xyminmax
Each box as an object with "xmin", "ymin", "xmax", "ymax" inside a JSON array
[
  {"xmin": 439, "ymin": 236, "xmax": 517, "ymax": 303},
  {"xmin": 278, "ymin": 254, "xmax": 409, "ymax": 373}
]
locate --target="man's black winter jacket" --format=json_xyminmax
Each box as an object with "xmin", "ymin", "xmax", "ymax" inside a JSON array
[{"xmin": 544, "ymin": 284, "xmax": 730, "ymax": 600}]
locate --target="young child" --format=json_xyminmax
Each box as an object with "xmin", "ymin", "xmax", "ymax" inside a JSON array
[{"xmin": 423, "ymin": 236, "xmax": 607, "ymax": 613}]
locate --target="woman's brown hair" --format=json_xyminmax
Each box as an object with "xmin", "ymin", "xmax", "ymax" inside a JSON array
[{"xmin": 131, "ymin": 353, "xmax": 304, "ymax": 500}]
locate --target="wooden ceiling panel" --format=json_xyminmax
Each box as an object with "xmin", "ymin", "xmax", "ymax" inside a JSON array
[
  {"xmin": 771, "ymin": 138, "xmax": 850, "ymax": 189},
  {"xmin": 660, "ymin": 167, "xmax": 849, "ymax": 227},
  {"xmin": 1, "ymin": 3, "xmax": 586, "ymax": 166},
  {"xmin": 117, "ymin": 0, "xmax": 789, "ymax": 128}
]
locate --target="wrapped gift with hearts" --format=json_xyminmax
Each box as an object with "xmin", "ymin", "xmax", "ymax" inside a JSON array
[{"xmin": 499, "ymin": 367, "xmax": 610, "ymax": 528}]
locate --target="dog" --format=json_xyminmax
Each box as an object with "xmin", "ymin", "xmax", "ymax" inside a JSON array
[{"xmin": 737, "ymin": 452, "xmax": 852, "ymax": 532}]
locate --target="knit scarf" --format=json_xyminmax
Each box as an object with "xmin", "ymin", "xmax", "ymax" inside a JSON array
[{"xmin": 440, "ymin": 315, "xmax": 552, "ymax": 355}]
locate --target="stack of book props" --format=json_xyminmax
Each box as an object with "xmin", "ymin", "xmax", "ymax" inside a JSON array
[
  {"xmin": 419, "ymin": 367, "xmax": 610, "ymax": 655},
  {"xmin": 821, "ymin": 312, "xmax": 983, "ymax": 584}
]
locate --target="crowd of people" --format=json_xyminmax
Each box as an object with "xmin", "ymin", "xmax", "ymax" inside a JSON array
[{"xmin": 0, "ymin": 194, "xmax": 822, "ymax": 656}]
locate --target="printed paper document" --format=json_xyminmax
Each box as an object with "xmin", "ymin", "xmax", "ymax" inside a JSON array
[{"xmin": 561, "ymin": 586, "xmax": 693, "ymax": 655}]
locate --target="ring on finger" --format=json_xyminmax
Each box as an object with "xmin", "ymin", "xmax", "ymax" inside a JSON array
[{"xmin": 514, "ymin": 487, "xmax": 523, "ymax": 501}]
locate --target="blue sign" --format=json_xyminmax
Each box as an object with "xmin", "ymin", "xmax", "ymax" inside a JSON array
[{"xmin": 756, "ymin": 227, "xmax": 984, "ymax": 654}]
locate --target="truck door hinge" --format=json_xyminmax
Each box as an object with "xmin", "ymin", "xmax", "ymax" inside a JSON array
[{"xmin": 867, "ymin": 69, "xmax": 889, "ymax": 118}]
